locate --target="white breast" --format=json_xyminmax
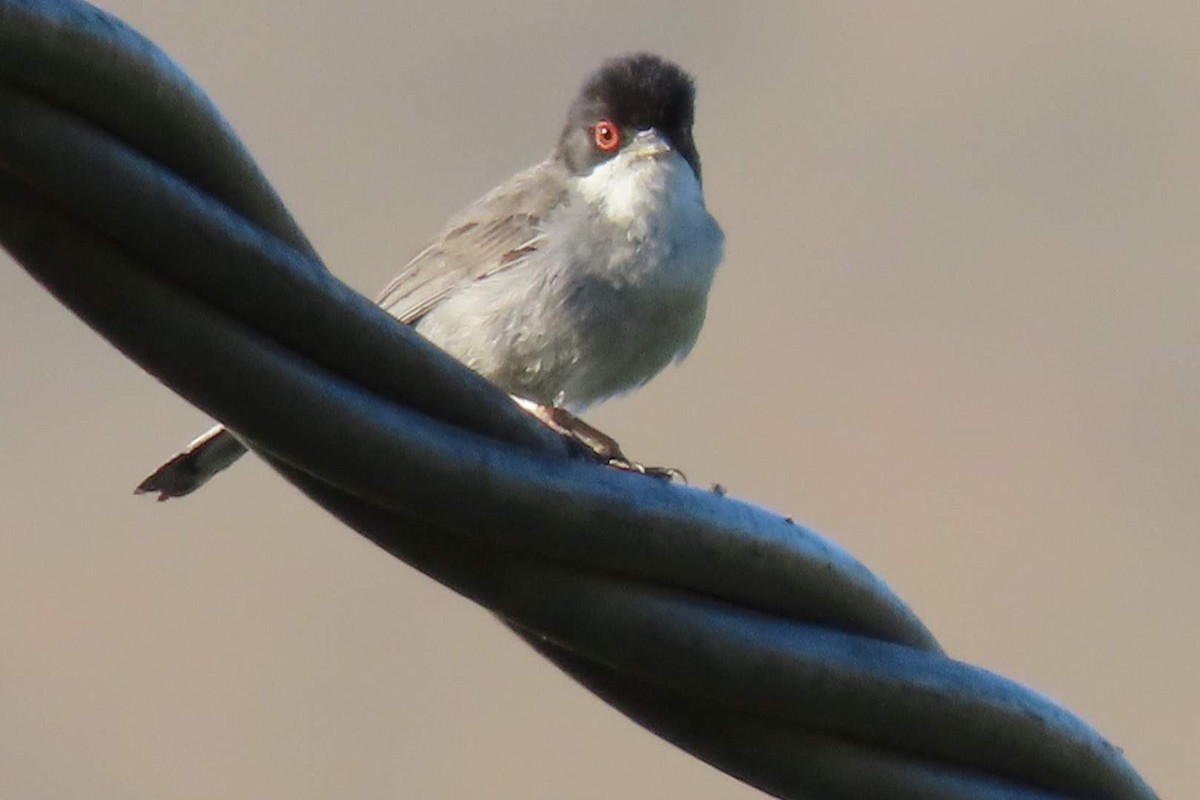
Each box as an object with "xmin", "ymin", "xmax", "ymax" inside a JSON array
[
  {"xmin": 416, "ymin": 149, "xmax": 724, "ymax": 410},
  {"xmin": 548, "ymin": 149, "xmax": 724, "ymax": 406},
  {"xmin": 573, "ymin": 147, "xmax": 722, "ymax": 294}
]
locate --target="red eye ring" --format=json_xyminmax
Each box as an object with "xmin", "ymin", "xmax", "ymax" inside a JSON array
[{"xmin": 593, "ymin": 120, "xmax": 621, "ymax": 152}]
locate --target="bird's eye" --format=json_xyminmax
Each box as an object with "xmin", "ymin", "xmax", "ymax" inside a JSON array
[{"xmin": 593, "ymin": 120, "xmax": 621, "ymax": 152}]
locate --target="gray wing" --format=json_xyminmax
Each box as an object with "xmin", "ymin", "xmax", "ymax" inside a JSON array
[
  {"xmin": 138, "ymin": 162, "xmax": 567, "ymax": 501},
  {"xmin": 375, "ymin": 159, "xmax": 568, "ymax": 324}
]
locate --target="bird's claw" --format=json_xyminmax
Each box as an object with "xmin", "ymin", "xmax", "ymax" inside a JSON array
[
  {"xmin": 512, "ymin": 396, "xmax": 686, "ymax": 482},
  {"xmin": 605, "ymin": 457, "xmax": 686, "ymax": 483}
]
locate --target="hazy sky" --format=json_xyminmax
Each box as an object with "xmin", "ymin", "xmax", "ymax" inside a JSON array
[{"xmin": 2, "ymin": 2, "xmax": 1197, "ymax": 797}]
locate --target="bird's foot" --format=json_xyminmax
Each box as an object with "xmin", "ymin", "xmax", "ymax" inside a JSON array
[
  {"xmin": 604, "ymin": 457, "xmax": 687, "ymax": 482},
  {"xmin": 512, "ymin": 397, "xmax": 685, "ymax": 482}
]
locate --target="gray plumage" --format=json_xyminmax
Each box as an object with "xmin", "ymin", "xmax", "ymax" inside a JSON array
[
  {"xmin": 376, "ymin": 162, "xmax": 564, "ymax": 326},
  {"xmin": 137, "ymin": 53, "xmax": 723, "ymax": 499}
]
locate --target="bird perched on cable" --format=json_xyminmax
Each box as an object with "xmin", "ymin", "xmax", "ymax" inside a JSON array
[{"xmin": 136, "ymin": 52, "xmax": 724, "ymax": 500}]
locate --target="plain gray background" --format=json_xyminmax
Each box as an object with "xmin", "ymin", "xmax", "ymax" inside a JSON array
[{"xmin": 2, "ymin": 2, "xmax": 1196, "ymax": 797}]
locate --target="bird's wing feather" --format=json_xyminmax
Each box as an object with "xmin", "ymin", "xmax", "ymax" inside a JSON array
[{"xmin": 375, "ymin": 160, "xmax": 568, "ymax": 324}]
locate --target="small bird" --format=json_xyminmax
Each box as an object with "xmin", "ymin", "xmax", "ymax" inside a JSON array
[{"xmin": 137, "ymin": 52, "xmax": 724, "ymax": 500}]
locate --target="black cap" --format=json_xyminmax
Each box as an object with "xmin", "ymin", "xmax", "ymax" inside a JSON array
[{"xmin": 558, "ymin": 53, "xmax": 702, "ymax": 180}]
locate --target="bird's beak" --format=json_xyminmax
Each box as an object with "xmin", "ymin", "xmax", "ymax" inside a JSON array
[{"xmin": 627, "ymin": 128, "xmax": 673, "ymax": 161}]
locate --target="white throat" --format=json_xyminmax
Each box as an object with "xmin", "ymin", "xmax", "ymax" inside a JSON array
[{"xmin": 575, "ymin": 148, "xmax": 706, "ymax": 231}]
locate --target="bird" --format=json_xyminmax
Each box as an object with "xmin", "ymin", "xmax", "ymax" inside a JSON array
[{"xmin": 136, "ymin": 52, "xmax": 724, "ymax": 500}]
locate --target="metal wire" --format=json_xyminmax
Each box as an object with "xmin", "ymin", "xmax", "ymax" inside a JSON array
[{"xmin": 0, "ymin": 2, "xmax": 1159, "ymax": 798}]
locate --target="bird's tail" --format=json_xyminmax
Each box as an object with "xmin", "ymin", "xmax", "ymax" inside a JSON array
[{"xmin": 134, "ymin": 424, "xmax": 248, "ymax": 501}]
